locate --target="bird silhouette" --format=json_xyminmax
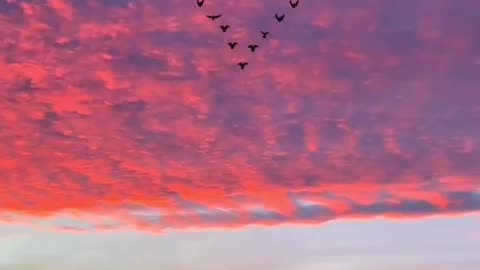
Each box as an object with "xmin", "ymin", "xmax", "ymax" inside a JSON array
[
  {"xmin": 238, "ymin": 62, "xmax": 248, "ymax": 69},
  {"xmin": 275, "ymin": 13, "xmax": 285, "ymax": 22},
  {"xmin": 197, "ymin": 0, "xmax": 204, "ymax": 7},
  {"xmin": 260, "ymin": 31, "xmax": 269, "ymax": 38},
  {"xmin": 220, "ymin": 25, "xmax": 230, "ymax": 32},
  {"xmin": 206, "ymin": 14, "xmax": 222, "ymax": 21},
  {"xmin": 248, "ymin": 44, "xmax": 259, "ymax": 52},
  {"xmin": 228, "ymin": 42, "xmax": 238, "ymax": 49},
  {"xmin": 289, "ymin": 0, "xmax": 299, "ymax": 8}
]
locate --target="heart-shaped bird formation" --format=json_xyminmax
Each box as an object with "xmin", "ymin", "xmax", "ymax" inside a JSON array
[{"xmin": 197, "ymin": 0, "xmax": 300, "ymax": 70}]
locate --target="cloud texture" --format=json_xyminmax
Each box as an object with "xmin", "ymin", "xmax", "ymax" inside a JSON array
[{"xmin": 0, "ymin": 0, "xmax": 479, "ymax": 232}]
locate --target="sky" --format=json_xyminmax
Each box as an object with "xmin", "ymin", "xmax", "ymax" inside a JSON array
[{"xmin": 0, "ymin": 0, "xmax": 479, "ymax": 269}]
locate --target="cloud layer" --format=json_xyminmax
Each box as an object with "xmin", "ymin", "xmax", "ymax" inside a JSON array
[{"xmin": 0, "ymin": 0, "xmax": 479, "ymax": 232}]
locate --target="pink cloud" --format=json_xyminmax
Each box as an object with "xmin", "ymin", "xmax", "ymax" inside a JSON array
[{"xmin": 0, "ymin": 0, "xmax": 478, "ymax": 232}]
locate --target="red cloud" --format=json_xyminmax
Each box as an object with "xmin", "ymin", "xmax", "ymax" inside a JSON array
[
  {"xmin": 47, "ymin": 0, "xmax": 74, "ymax": 21},
  {"xmin": 0, "ymin": 0, "xmax": 479, "ymax": 232}
]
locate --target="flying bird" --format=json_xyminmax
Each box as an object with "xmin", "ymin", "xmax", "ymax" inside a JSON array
[
  {"xmin": 228, "ymin": 42, "xmax": 238, "ymax": 49},
  {"xmin": 220, "ymin": 25, "xmax": 230, "ymax": 32},
  {"xmin": 206, "ymin": 14, "xmax": 222, "ymax": 21},
  {"xmin": 238, "ymin": 62, "xmax": 248, "ymax": 69},
  {"xmin": 248, "ymin": 44, "xmax": 259, "ymax": 52},
  {"xmin": 260, "ymin": 31, "xmax": 269, "ymax": 38},
  {"xmin": 197, "ymin": 0, "xmax": 204, "ymax": 7},
  {"xmin": 289, "ymin": 0, "xmax": 299, "ymax": 8},
  {"xmin": 275, "ymin": 13, "xmax": 285, "ymax": 22}
]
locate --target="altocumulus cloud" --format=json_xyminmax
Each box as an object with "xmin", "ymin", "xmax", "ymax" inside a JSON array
[{"xmin": 0, "ymin": 0, "xmax": 479, "ymax": 232}]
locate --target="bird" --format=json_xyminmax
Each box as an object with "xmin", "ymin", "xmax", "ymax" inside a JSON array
[
  {"xmin": 220, "ymin": 25, "xmax": 230, "ymax": 32},
  {"xmin": 275, "ymin": 13, "xmax": 285, "ymax": 22},
  {"xmin": 197, "ymin": 0, "xmax": 204, "ymax": 7},
  {"xmin": 289, "ymin": 0, "xmax": 299, "ymax": 8},
  {"xmin": 228, "ymin": 42, "xmax": 238, "ymax": 49},
  {"xmin": 238, "ymin": 62, "xmax": 248, "ymax": 69},
  {"xmin": 260, "ymin": 31, "xmax": 269, "ymax": 38},
  {"xmin": 248, "ymin": 44, "xmax": 259, "ymax": 52},
  {"xmin": 206, "ymin": 14, "xmax": 222, "ymax": 21}
]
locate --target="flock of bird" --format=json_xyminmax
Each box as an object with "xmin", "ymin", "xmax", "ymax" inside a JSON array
[{"xmin": 197, "ymin": 0, "xmax": 300, "ymax": 69}]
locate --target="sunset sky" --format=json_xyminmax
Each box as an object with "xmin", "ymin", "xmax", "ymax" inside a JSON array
[{"xmin": 1, "ymin": 0, "xmax": 479, "ymax": 269}]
